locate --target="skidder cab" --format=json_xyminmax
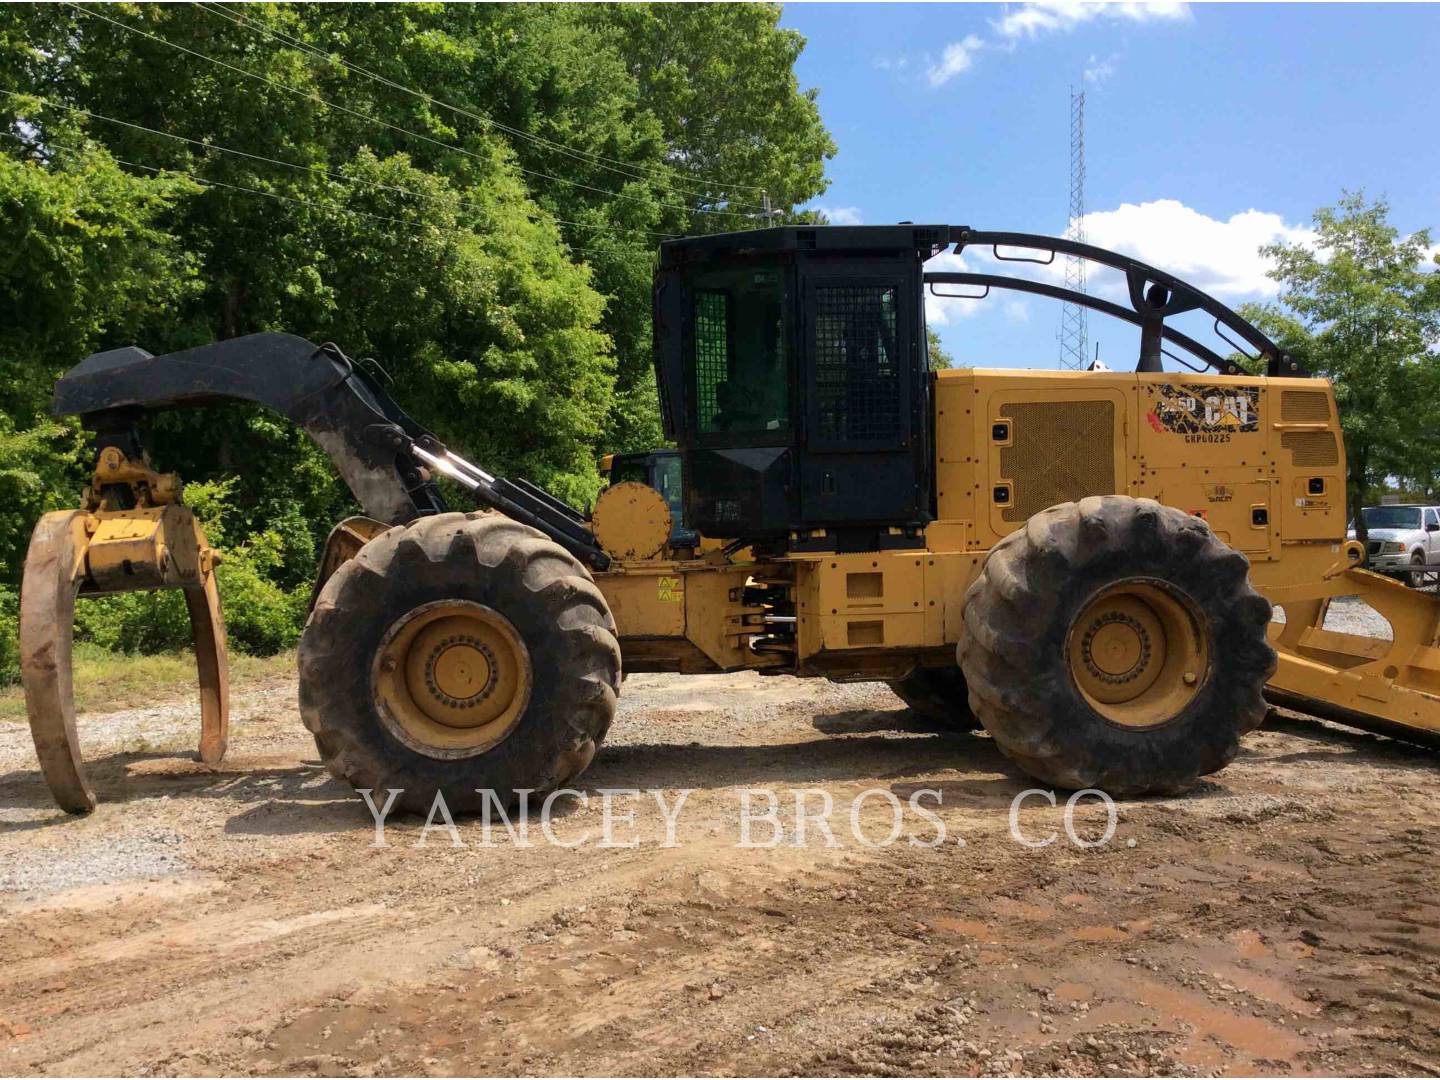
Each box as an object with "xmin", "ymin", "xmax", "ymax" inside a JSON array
[{"xmin": 653, "ymin": 225, "xmax": 942, "ymax": 551}]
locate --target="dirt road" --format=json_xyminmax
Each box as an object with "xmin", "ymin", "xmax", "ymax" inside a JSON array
[{"xmin": 1, "ymin": 663, "xmax": 1437, "ymax": 1077}]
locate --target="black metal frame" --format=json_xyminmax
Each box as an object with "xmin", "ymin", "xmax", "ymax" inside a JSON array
[{"xmin": 926, "ymin": 229, "xmax": 1306, "ymax": 378}]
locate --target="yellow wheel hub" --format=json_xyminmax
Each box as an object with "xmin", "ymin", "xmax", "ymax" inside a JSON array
[
  {"xmin": 373, "ymin": 600, "xmax": 531, "ymax": 758},
  {"xmin": 1067, "ymin": 581, "xmax": 1208, "ymax": 729}
]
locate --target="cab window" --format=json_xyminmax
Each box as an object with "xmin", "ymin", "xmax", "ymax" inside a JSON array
[
  {"xmin": 610, "ymin": 458, "xmax": 649, "ymax": 485},
  {"xmin": 691, "ymin": 267, "xmax": 788, "ymax": 437},
  {"xmin": 653, "ymin": 454, "xmax": 684, "ymax": 520}
]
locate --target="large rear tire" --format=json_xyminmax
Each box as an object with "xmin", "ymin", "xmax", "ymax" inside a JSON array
[
  {"xmin": 886, "ymin": 667, "xmax": 979, "ymax": 731},
  {"xmin": 958, "ymin": 496, "xmax": 1274, "ymax": 796},
  {"xmin": 300, "ymin": 512, "xmax": 620, "ymax": 814}
]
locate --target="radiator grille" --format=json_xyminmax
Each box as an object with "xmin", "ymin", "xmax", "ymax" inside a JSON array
[
  {"xmin": 999, "ymin": 400, "xmax": 1116, "ymax": 522},
  {"xmin": 1281, "ymin": 430, "xmax": 1339, "ymax": 467},
  {"xmin": 1280, "ymin": 390, "xmax": 1330, "ymax": 421},
  {"xmin": 813, "ymin": 285, "xmax": 900, "ymax": 442}
]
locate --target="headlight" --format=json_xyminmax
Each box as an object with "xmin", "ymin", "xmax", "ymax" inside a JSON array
[{"xmin": 1382, "ymin": 541, "xmax": 1404, "ymax": 554}]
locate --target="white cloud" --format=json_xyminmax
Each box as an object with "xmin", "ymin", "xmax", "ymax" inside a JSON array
[
  {"xmin": 921, "ymin": 3, "xmax": 1187, "ymax": 88},
  {"xmin": 926, "ymin": 35, "xmax": 984, "ymax": 86},
  {"xmin": 816, "ymin": 205, "xmax": 864, "ymax": 226},
  {"xmin": 1080, "ymin": 199, "xmax": 1315, "ymax": 298},
  {"xmin": 1083, "ymin": 53, "xmax": 1115, "ymax": 83},
  {"xmin": 992, "ymin": 1, "xmax": 1190, "ymax": 41}
]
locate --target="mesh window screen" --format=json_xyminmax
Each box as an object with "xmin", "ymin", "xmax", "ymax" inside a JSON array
[
  {"xmin": 814, "ymin": 285, "xmax": 900, "ymax": 442},
  {"xmin": 694, "ymin": 290, "xmax": 729, "ymax": 431}
]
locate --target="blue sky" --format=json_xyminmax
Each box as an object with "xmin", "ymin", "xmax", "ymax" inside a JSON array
[{"xmin": 779, "ymin": 1, "xmax": 1440, "ymax": 370}]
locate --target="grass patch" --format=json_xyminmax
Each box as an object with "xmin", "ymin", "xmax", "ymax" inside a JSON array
[{"xmin": 0, "ymin": 644, "xmax": 297, "ymax": 720}]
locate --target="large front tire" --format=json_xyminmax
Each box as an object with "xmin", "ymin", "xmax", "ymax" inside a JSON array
[
  {"xmin": 300, "ymin": 512, "xmax": 620, "ymax": 814},
  {"xmin": 958, "ymin": 496, "xmax": 1274, "ymax": 796}
]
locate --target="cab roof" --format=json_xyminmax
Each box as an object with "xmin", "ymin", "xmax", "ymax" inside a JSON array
[{"xmin": 658, "ymin": 224, "xmax": 951, "ymax": 267}]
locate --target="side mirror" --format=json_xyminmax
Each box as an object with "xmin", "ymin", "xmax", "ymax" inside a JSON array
[{"xmin": 1426, "ymin": 522, "xmax": 1438, "ymax": 533}]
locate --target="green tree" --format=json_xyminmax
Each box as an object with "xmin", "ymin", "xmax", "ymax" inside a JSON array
[
  {"xmin": 926, "ymin": 327, "xmax": 954, "ymax": 370},
  {"xmin": 0, "ymin": 3, "xmax": 835, "ymax": 665},
  {"xmin": 1244, "ymin": 193, "xmax": 1440, "ymax": 542},
  {"xmin": 6, "ymin": 1, "xmax": 832, "ymax": 509},
  {"xmin": 609, "ymin": 3, "xmax": 835, "ymax": 229},
  {"xmin": 6, "ymin": 4, "xmax": 620, "ymax": 574},
  {"xmin": 597, "ymin": 3, "xmax": 834, "ymax": 448},
  {"xmin": 0, "ymin": 140, "xmax": 200, "ymax": 584}
]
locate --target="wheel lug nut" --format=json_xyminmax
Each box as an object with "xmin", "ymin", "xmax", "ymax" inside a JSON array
[{"xmin": 1183, "ymin": 671, "xmax": 1197, "ymax": 685}]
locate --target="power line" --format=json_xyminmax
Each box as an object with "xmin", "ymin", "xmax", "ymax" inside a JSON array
[
  {"xmin": 2, "ymin": 128, "xmax": 462, "ymax": 236},
  {"xmin": 194, "ymin": 0, "xmax": 768, "ymax": 205},
  {"xmin": 3, "ymin": 88, "xmax": 678, "ymax": 241},
  {"xmin": 2, "ymin": 128, "xmax": 638, "ymax": 258},
  {"xmin": 66, "ymin": 2, "xmax": 762, "ymax": 223},
  {"xmin": 192, "ymin": 0, "xmax": 771, "ymax": 208}
]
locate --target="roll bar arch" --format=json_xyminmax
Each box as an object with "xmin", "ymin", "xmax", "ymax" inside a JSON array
[{"xmin": 926, "ymin": 229, "xmax": 1305, "ymax": 378}]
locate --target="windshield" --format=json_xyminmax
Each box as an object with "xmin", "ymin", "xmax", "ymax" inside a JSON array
[
  {"xmin": 690, "ymin": 265, "xmax": 788, "ymax": 437},
  {"xmin": 611, "ymin": 454, "xmax": 686, "ymax": 529},
  {"xmin": 652, "ymin": 454, "xmax": 684, "ymax": 521},
  {"xmin": 1362, "ymin": 506, "xmax": 1422, "ymax": 529}
]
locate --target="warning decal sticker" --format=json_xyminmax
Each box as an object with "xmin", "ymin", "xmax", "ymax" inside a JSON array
[{"xmin": 1147, "ymin": 385, "xmax": 1260, "ymax": 444}]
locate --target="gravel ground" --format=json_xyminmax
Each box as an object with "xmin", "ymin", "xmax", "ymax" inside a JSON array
[
  {"xmin": 1, "ymin": 638, "xmax": 1437, "ymax": 1077},
  {"xmin": 1271, "ymin": 593, "xmax": 1395, "ymax": 636}
]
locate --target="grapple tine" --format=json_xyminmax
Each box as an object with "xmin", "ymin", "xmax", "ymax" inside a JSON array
[
  {"xmin": 19, "ymin": 444, "xmax": 230, "ymax": 811},
  {"xmin": 20, "ymin": 511, "xmax": 96, "ymax": 814},
  {"xmin": 187, "ymin": 572, "xmax": 229, "ymax": 765}
]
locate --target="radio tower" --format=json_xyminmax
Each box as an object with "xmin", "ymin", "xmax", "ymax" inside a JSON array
[{"xmin": 1058, "ymin": 87, "xmax": 1089, "ymax": 370}]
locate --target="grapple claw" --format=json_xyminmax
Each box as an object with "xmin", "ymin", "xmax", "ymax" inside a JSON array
[{"xmin": 19, "ymin": 447, "xmax": 229, "ymax": 812}]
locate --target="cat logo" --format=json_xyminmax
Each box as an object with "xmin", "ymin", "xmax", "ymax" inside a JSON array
[{"xmin": 1148, "ymin": 384, "xmax": 1261, "ymax": 444}]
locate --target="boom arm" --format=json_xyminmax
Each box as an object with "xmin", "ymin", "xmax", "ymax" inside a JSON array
[{"xmin": 52, "ymin": 333, "xmax": 610, "ymax": 571}]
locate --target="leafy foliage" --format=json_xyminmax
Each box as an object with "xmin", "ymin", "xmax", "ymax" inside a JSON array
[
  {"xmin": 0, "ymin": 138, "xmax": 198, "ymax": 587},
  {"xmin": 926, "ymin": 328, "xmax": 954, "ymax": 371},
  {"xmin": 0, "ymin": 3, "xmax": 834, "ymax": 672},
  {"xmin": 0, "ymin": 586, "xmax": 18, "ymax": 685}
]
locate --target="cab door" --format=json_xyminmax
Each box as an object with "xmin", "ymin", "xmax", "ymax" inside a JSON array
[{"xmin": 797, "ymin": 257, "xmax": 928, "ymax": 527}]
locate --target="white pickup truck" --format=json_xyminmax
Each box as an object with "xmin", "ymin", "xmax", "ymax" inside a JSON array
[{"xmin": 1348, "ymin": 504, "xmax": 1440, "ymax": 577}]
